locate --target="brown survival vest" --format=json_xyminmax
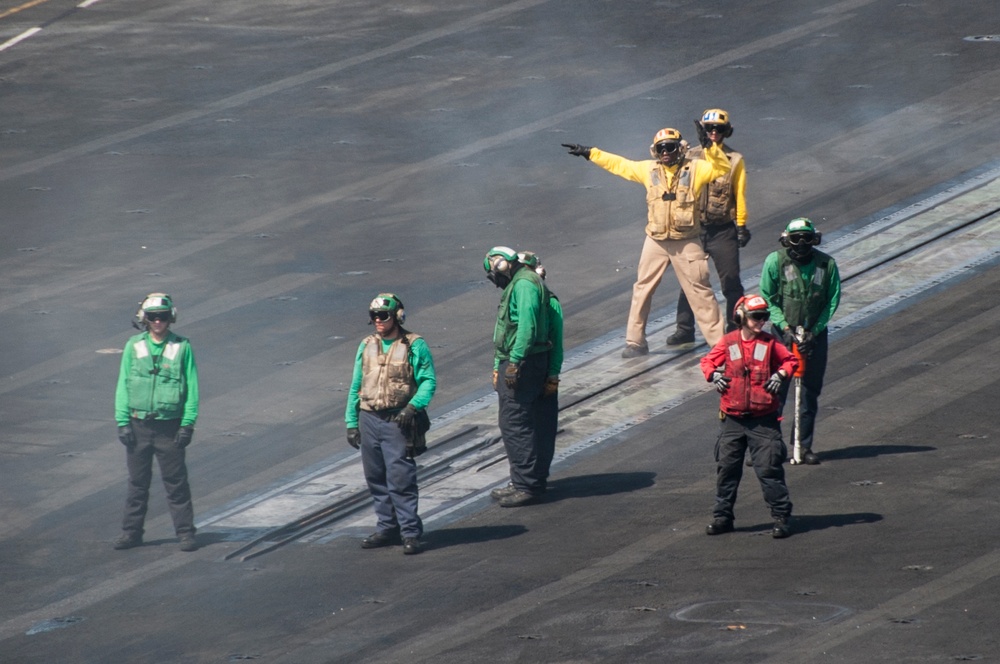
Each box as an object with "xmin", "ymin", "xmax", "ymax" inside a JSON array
[
  {"xmin": 644, "ymin": 159, "xmax": 699, "ymax": 240},
  {"xmin": 688, "ymin": 144, "xmax": 742, "ymax": 225},
  {"xmin": 358, "ymin": 333, "xmax": 420, "ymax": 412}
]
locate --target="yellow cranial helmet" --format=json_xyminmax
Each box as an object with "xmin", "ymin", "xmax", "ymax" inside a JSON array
[
  {"xmin": 651, "ymin": 127, "xmax": 682, "ymax": 145},
  {"xmin": 700, "ymin": 109, "xmax": 733, "ymax": 138},
  {"xmin": 701, "ymin": 108, "xmax": 730, "ymax": 125},
  {"xmin": 649, "ymin": 128, "xmax": 685, "ymax": 163}
]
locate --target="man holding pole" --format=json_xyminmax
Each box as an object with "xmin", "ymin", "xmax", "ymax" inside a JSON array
[{"xmin": 759, "ymin": 218, "xmax": 841, "ymax": 465}]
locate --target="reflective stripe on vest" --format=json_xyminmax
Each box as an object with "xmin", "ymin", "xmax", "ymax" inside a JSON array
[
  {"xmin": 126, "ymin": 334, "xmax": 186, "ymax": 420},
  {"xmin": 778, "ymin": 249, "xmax": 833, "ymax": 329},
  {"xmin": 719, "ymin": 331, "xmax": 779, "ymax": 417}
]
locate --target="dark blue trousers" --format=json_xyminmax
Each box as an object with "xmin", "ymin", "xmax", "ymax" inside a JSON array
[
  {"xmin": 360, "ymin": 410, "xmax": 423, "ymax": 539},
  {"xmin": 496, "ymin": 352, "xmax": 549, "ymax": 494}
]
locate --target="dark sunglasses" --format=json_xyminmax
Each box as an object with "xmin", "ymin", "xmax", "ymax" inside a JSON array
[
  {"xmin": 703, "ymin": 124, "xmax": 728, "ymax": 134},
  {"xmin": 369, "ymin": 310, "xmax": 392, "ymax": 322},
  {"xmin": 146, "ymin": 312, "xmax": 170, "ymax": 322},
  {"xmin": 654, "ymin": 141, "xmax": 680, "ymax": 155},
  {"xmin": 747, "ymin": 311, "xmax": 770, "ymax": 321}
]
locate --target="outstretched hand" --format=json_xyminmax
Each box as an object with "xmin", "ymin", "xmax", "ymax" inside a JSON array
[{"xmin": 561, "ymin": 143, "xmax": 592, "ymax": 160}]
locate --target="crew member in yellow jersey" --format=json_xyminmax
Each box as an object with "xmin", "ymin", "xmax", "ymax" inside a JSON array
[
  {"xmin": 563, "ymin": 128, "xmax": 730, "ymax": 357},
  {"xmin": 668, "ymin": 108, "xmax": 749, "ymax": 344}
]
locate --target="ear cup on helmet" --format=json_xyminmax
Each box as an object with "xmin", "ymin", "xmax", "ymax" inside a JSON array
[
  {"xmin": 369, "ymin": 293, "xmax": 405, "ymax": 325},
  {"xmin": 490, "ymin": 256, "xmax": 510, "ymax": 275},
  {"xmin": 733, "ymin": 294, "xmax": 768, "ymax": 326},
  {"xmin": 484, "ymin": 247, "xmax": 518, "ymax": 278},
  {"xmin": 732, "ymin": 295, "xmax": 747, "ymax": 325},
  {"xmin": 134, "ymin": 293, "xmax": 177, "ymax": 328}
]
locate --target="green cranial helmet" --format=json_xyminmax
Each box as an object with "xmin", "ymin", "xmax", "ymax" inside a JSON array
[
  {"xmin": 780, "ymin": 217, "xmax": 822, "ymax": 259},
  {"xmin": 133, "ymin": 292, "xmax": 176, "ymax": 329},
  {"xmin": 483, "ymin": 246, "xmax": 518, "ymax": 273},
  {"xmin": 517, "ymin": 250, "xmax": 547, "ymax": 279},
  {"xmin": 484, "ymin": 246, "xmax": 520, "ymax": 288},
  {"xmin": 784, "ymin": 217, "xmax": 816, "ymax": 235},
  {"xmin": 369, "ymin": 293, "xmax": 405, "ymax": 324},
  {"xmin": 517, "ymin": 251, "xmax": 539, "ymax": 269}
]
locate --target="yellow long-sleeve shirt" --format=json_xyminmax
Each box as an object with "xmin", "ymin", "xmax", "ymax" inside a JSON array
[
  {"xmin": 687, "ymin": 143, "xmax": 748, "ymax": 225},
  {"xmin": 588, "ymin": 142, "xmax": 733, "ymax": 239}
]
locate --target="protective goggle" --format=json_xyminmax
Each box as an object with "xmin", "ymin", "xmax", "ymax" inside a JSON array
[
  {"xmin": 746, "ymin": 310, "xmax": 770, "ymax": 321},
  {"xmin": 654, "ymin": 141, "xmax": 680, "ymax": 156},
  {"xmin": 145, "ymin": 311, "xmax": 170, "ymax": 322},
  {"xmin": 369, "ymin": 310, "xmax": 392, "ymax": 322},
  {"xmin": 785, "ymin": 232, "xmax": 816, "ymax": 246},
  {"xmin": 703, "ymin": 123, "xmax": 729, "ymax": 134}
]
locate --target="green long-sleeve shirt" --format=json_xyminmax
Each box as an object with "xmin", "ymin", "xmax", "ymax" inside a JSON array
[
  {"xmin": 547, "ymin": 294, "xmax": 564, "ymax": 379},
  {"xmin": 492, "ymin": 269, "xmax": 549, "ymax": 370},
  {"xmin": 760, "ymin": 249, "xmax": 841, "ymax": 334},
  {"xmin": 345, "ymin": 334, "xmax": 436, "ymax": 429},
  {"xmin": 115, "ymin": 331, "xmax": 199, "ymax": 426}
]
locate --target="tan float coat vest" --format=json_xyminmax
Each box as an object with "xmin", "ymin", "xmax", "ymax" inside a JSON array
[
  {"xmin": 689, "ymin": 146, "xmax": 742, "ymax": 224},
  {"xmin": 645, "ymin": 160, "xmax": 699, "ymax": 240},
  {"xmin": 359, "ymin": 333, "xmax": 419, "ymax": 412}
]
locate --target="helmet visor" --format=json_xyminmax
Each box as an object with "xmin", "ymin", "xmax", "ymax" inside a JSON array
[
  {"xmin": 654, "ymin": 141, "xmax": 680, "ymax": 156},
  {"xmin": 785, "ymin": 232, "xmax": 815, "ymax": 246}
]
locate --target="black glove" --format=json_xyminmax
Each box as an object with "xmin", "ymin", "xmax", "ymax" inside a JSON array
[
  {"xmin": 394, "ymin": 404, "xmax": 418, "ymax": 432},
  {"xmin": 561, "ymin": 143, "xmax": 592, "ymax": 160},
  {"xmin": 694, "ymin": 119, "xmax": 710, "ymax": 148},
  {"xmin": 711, "ymin": 371, "xmax": 730, "ymax": 393},
  {"xmin": 174, "ymin": 425, "xmax": 194, "ymax": 448},
  {"xmin": 346, "ymin": 427, "xmax": 361, "ymax": 450},
  {"xmin": 736, "ymin": 225, "xmax": 751, "ymax": 247},
  {"xmin": 781, "ymin": 327, "xmax": 797, "ymax": 349},
  {"xmin": 504, "ymin": 362, "xmax": 521, "ymax": 390},
  {"xmin": 765, "ymin": 372, "xmax": 785, "ymax": 394},
  {"xmin": 405, "ymin": 441, "xmax": 427, "ymax": 460},
  {"xmin": 797, "ymin": 329, "xmax": 816, "ymax": 355},
  {"xmin": 117, "ymin": 424, "xmax": 136, "ymax": 448}
]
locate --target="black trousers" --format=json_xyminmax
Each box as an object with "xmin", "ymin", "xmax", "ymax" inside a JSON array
[
  {"xmin": 778, "ymin": 329, "xmax": 829, "ymax": 451},
  {"xmin": 122, "ymin": 418, "xmax": 195, "ymax": 537},
  {"xmin": 534, "ymin": 391, "xmax": 558, "ymax": 490},
  {"xmin": 713, "ymin": 411, "xmax": 792, "ymax": 521},
  {"xmin": 676, "ymin": 222, "xmax": 744, "ymax": 334}
]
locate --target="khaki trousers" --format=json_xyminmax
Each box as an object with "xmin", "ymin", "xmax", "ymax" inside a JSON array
[{"xmin": 627, "ymin": 235, "xmax": 723, "ymax": 348}]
